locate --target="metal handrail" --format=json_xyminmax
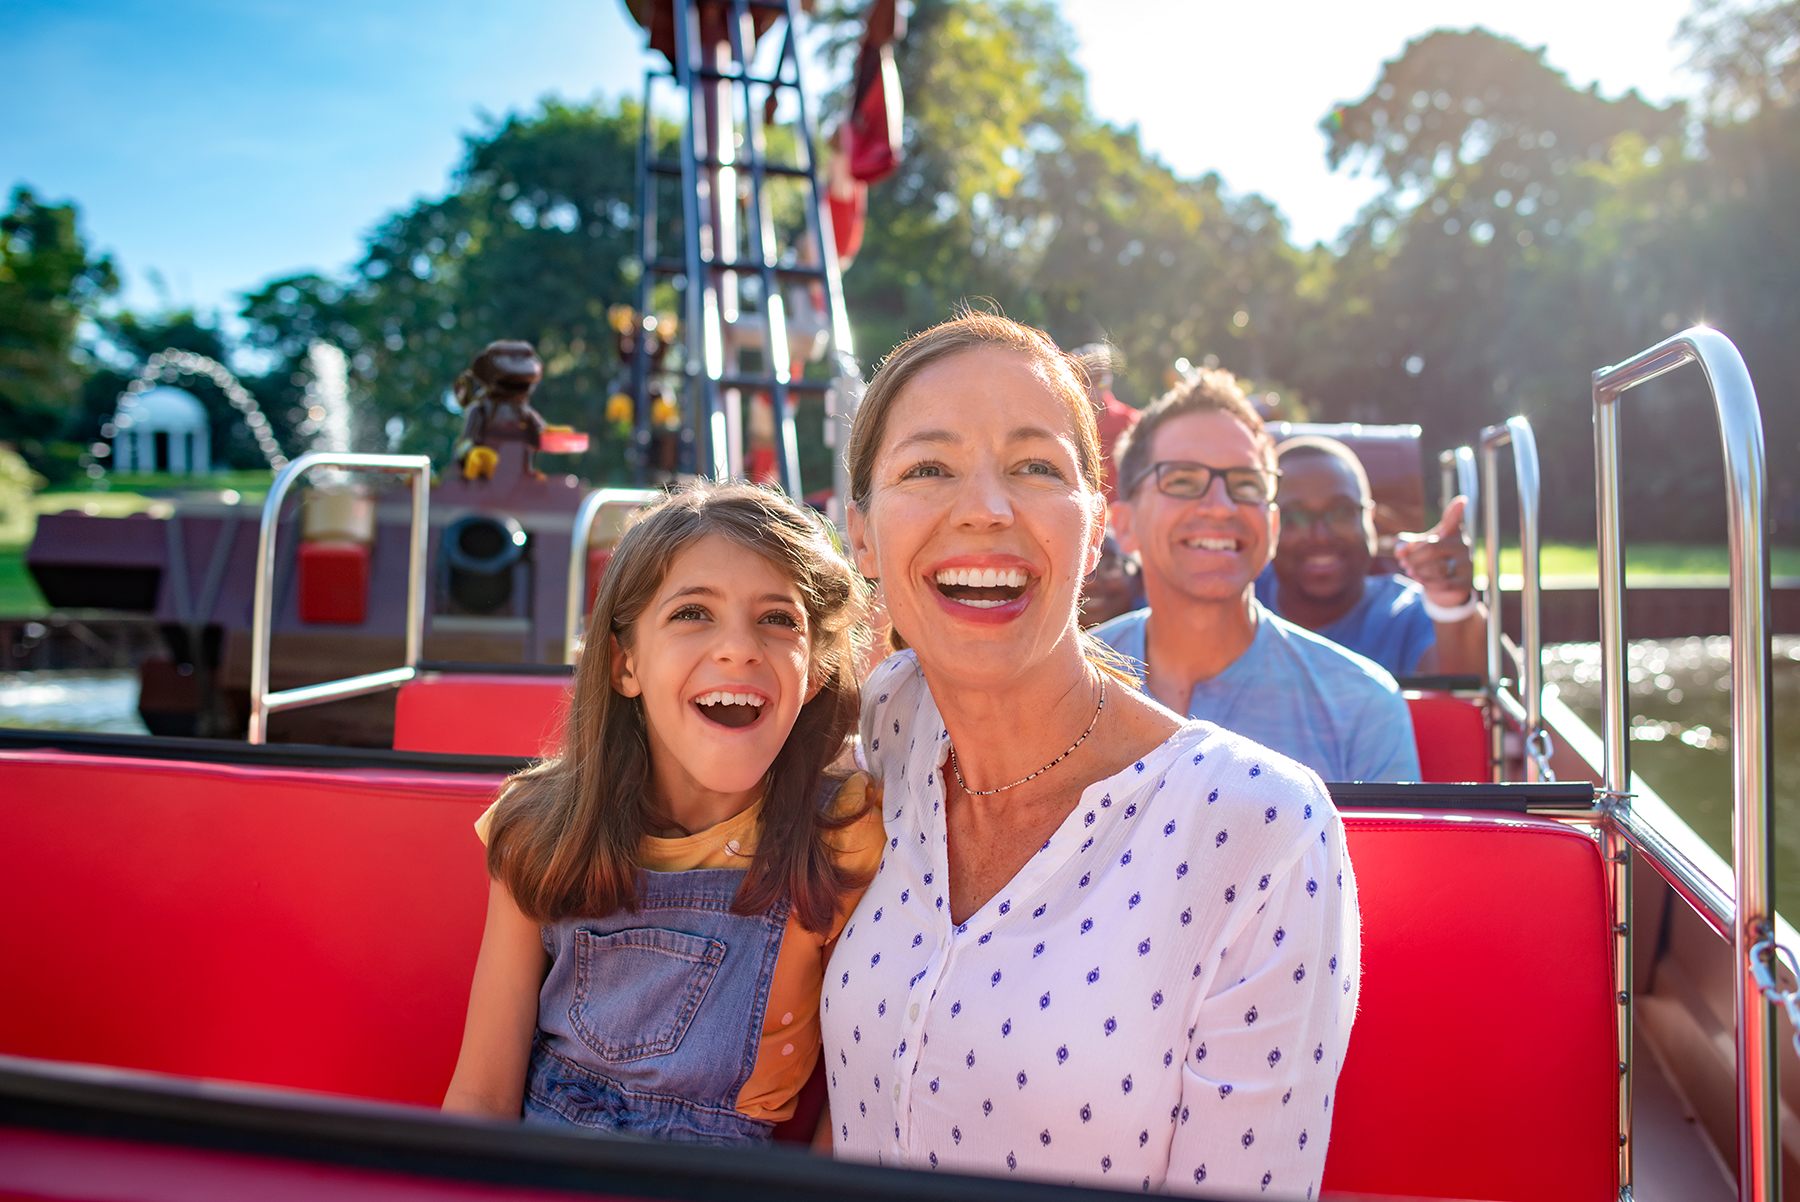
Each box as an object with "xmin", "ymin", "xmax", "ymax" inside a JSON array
[
  {"xmin": 564, "ymin": 488, "xmax": 665, "ymax": 664},
  {"xmin": 1478, "ymin": 417, "xmax": 1545, "ymax": 781},
  {"xmin": 248, "ymin": 453, "xmax": 431, "ymax": 744},
  {"xmin": 1591, "ymin": 327, "xmax": 1772, "ymax": 1202},
  {"xmin": 1437, "ymin": 445, "xmax": 1479, "ymax": 521}
]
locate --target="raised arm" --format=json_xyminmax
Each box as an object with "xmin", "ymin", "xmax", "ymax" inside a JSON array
[
  {"xmin": 442, "ymin": 876, "xmax": 549, "ymax": 1119},
  {"xmin": 1164, "ymin": 819, "xmax": 1360, "ymax": 1199},
  {"xmin": 1395, "ymin": 496, "xmax": 1485, "ymax": 677}
]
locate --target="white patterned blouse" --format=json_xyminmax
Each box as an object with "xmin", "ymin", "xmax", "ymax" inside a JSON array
[{"xmin": 822, "ymin": 651, "xmax": 1361, "ymax": 1199}]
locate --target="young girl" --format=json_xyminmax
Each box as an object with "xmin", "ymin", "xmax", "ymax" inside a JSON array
[{"xmin": 443, "ymin": 482, "xmax": 882, "ymax": 1144}]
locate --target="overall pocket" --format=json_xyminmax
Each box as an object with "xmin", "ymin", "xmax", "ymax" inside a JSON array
[{"xmin": 569, "ymin": 926, "xmax": 728, "ymax": 1063}]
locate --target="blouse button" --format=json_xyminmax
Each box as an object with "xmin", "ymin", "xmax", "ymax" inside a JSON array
[{"xmin": 909, "ymin": 1003, "xmax": 920, "ymax": 1020}]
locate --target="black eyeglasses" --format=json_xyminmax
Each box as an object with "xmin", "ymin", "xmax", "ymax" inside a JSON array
[
  {"xmin": 1280, "ymin": 499, "xmax": 1373, "ymax": 534},
  {"xmin": 1129, "ymin": 461, "xmax": 1280, "ymax": 505}
]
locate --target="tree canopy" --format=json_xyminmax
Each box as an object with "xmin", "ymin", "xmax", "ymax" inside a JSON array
[{"xmin": 7, "ymin": 0, "xmax": 1799, "ymax": 541}]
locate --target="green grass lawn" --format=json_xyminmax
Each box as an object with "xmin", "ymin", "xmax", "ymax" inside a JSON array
[
  {"xmin": 0, "ymin": 546, "xmax": 45, "ymax": 615},
  {"xmin": 1493, "ymin": 543, "xmax": 1800, "ymax": 580}
]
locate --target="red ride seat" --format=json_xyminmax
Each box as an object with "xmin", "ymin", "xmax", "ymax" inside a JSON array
[
  {"xmin": 0, "ymin": 750, "xmax": 1618, "ymax": 1196},
  {"xmin": 1323, "ymin": 812, "xmax": 1617, "ymax": 1201},
  {"xmin": 392, "ymin": 672, "xmax": 571, "ymax": 759},
  {"xmin": 0, "ymin": 749, "xmax": 499, "ymax": 1107},
  {"xmin": 1406, "ymin": 691, "xmax": 1490, "ymax": 782}
]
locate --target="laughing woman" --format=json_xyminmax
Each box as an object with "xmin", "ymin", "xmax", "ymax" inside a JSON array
[{"xmin": 825, "ymin": 312, "xmax": 1360, "ymax": 1199}]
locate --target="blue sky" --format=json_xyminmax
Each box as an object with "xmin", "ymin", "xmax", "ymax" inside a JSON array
[{"xmin": 4, "ymin": 0, "xmax": 1698, "ymax": 333}]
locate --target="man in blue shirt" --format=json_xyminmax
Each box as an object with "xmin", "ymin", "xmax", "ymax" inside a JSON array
[
  {"xmin": 1092, "ymin": 368, "xmax": 1419, "ymax": 783},
  {"xmin": 1255, "ymin": 436, "xmax": 1484, "ymax": 677}
]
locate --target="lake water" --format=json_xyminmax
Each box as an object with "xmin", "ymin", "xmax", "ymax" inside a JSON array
[
  {"xmin": 1547, "ymin": 636, "xmax": 1800, "ymax": 908},
  {"xmin": 0, "ymin": 670, "xmax": 149, "ymax": 735}
]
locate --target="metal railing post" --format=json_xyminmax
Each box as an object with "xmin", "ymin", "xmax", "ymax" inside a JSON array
[
  {"xmin": 248, "ymin": 452, "xmax": 432, "ymax": 744},
  {"xmin": 564, "ymin": 488, "xmax": 665, "ymax": 664},
  {"xmin": 1590, "ymin": 327, "xmax": 1773, "ymax": 1202},
  {"xmin": 1477, "ymin": 417, "xmax": 1545, "ymax": 777},
  {"xmin": 1438, "ymin": 444, "xmax": 1479, "ymax": 521}
]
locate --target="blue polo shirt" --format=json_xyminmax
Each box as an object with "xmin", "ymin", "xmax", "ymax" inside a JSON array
[
  {"xmin": 1254, "ymin": 570, "xmax": 1438, "ymax": 677},
  {"xmin": 1090, "ymin": 602, "xmax": 1419, "ymax": 783}
]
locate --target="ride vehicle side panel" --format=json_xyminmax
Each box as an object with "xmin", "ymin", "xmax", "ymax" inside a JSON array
[
  {"xmin": 0, "ymin": 750, "xmax": 502, "ymax": 1107},
  {"xmin": 0, "ymin": 1124, "xmax": 609, "ymax": 1202},
  {"xmin": 1322, "ymin": 813, "xmax": 1616, "ymax": 1202}
]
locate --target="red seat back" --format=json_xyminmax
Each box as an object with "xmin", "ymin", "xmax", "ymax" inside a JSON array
[
  {"xmin": 393, "ymin": 673, "xmax": 570, "ymax": 758},
  {"xmin": 1, "ymin": 749, "xmax": 1619, "ymax": 1196},
  {"xmin": 1406, "ymin": 692, "xmax": 1490, "ymax": 782},
  {"xmin": 0, "ymin": 750, "xmax": 499, "ymax": 1106},
  {"xmin": 1323, "ymin": 813, "xmax": 1617, "ymax": 1201}
]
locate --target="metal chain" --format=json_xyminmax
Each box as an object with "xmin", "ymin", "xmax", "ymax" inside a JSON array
[
  {"xmin": 1749, "ymin": 938, "xmax": 1800, "ymax": 1057},
  {"xmin": 1526, "ymin": 727, "xmax": 1557, "ymax": 782}
]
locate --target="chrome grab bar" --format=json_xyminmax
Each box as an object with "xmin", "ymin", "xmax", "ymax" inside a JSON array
[
  {"xmin": 1437, "ymin": 444, "xmax": 1479, "ymax": 520},
  {"xmin": 1591, "ymin": 327, "xmax": 1772, "ymax": 1202},
  {"xmin": 248, "ymin": 453, "xmax": 431, "ymax": 744},
  {"xmin": 1478, "ymin": 417, "xmax": 1547, "ymax": 781},
  {"xmin": 564, "ymin": 488, "xmax": 665, "ymax": 665}
]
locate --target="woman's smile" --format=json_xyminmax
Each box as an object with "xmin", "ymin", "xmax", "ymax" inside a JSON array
[{"xmin": 928, "ymin": 555, "xmax": 1040, "ymax": 617}]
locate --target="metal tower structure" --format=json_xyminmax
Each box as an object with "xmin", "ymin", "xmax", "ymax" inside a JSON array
[{"xmin": 629, "ymin": 0, "xmax": 862, "ymax": 518}]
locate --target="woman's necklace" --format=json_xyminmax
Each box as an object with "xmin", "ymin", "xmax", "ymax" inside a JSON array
[{"xmin": 948, "ymin": 677, "xmax": 1107, "ymax": 796}]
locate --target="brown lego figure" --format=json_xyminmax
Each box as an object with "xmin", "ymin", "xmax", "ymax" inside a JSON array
[{"xmin": 453, "ymin": 341, "xmax": 549, "ymax": 480}]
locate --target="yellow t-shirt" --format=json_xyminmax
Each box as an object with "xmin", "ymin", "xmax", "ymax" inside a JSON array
[{"xmin": 475, "ymin": 772, "xmax": 884, "ymax": 1123}]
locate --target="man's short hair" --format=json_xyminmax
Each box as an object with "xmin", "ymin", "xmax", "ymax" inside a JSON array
[
  {"xmin": 1113, "ymin": 367, "xmax": 1274, "ymax": 498},
  {"xmin": 1275, "ymin": 435, "xmax": 1373, "ymax": 504}
]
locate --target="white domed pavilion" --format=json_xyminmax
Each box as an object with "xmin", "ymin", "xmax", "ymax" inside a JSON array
[{"xmin": 112, "ymin": 386, "xmax": 210, "ymax": 475}]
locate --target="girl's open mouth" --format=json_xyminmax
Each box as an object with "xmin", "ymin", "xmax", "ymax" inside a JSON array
[
  {"xmin": 694, "ymin": 690, "xmax": 767, "ymax": 729},
  {"xmin": 933, "ymin": 566, "xmax": 1032, "ymax": 610}
]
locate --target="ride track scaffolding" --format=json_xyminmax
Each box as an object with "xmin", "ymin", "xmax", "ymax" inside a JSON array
[{"xmin": 630, "ymin": 0, "xmax": 861, "ymax": 515}]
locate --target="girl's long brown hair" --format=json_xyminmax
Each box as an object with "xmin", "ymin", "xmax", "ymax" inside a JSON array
[{"xmin": 484, "ymin": 481, "xmax": 872, "ymax": 934}]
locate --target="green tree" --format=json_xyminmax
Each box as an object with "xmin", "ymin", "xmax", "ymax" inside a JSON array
[
  {"xmin": 1304, "ymin": 29, "xmax": 1696, "ymax": 540},
  {"xmin": 0, "ymin": 186, "xmax": 118, "ymax": 481},
  {"xmin": 822, "ymin": 0, "xmax": 1308, "ymax": 406},
  {"xmin": 242, "ymin": 98, "xmax": 644, "ymax": 477}
]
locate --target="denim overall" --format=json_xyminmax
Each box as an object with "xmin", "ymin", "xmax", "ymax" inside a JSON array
[{"xmin": 523, "ymin": 866, "xmax": 788, "ymax": 1144}]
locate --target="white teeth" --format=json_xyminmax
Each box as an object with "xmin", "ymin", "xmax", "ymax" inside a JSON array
[
  {"xmin": 952, "ymin": 597, "xmax": 1007, "ymax": 609},
  {"xmin": 1186, "ymin": 537, "xmax": 1237, "ymax": 551},
  {"xmin": 696, "ymin": 691, "xmax": 765, "ymax": 707},
  {"xmin": 933, "ymin": 567, "xmax": 1030, "ymax": 588}
]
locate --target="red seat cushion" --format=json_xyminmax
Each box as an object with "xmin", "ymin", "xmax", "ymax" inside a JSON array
[
  {"xmin": 1, "ymin": 748, "xmax": 1619, "ymax": 1194},
  {"xmin": 0, "ymin": 750, "xmax": 500, "ymax": 1106},
  {"xmin": 393, "ymin": 674, "xmax": 571, "ymax": 758},
  {"xmin": 1323, "ymin": 814, "xmax": 1617, "ymax": 1201},
  {"xmin": 1407, "ymin": 692, "xmax": 1490, "ymax": 782}
]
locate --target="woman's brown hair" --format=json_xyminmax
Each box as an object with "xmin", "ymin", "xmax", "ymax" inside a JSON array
[
  {"xmin": 484, "ymin": 481, "xmax": 871, "ymax": 934},
  {"xmin": 845, "ymin": 308, "xmax": 1106, "ymax": 510}
]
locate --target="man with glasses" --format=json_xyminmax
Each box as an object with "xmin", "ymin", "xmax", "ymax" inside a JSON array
[
  {"xmin": 1256, "ymin": 436, "xmax": 1484, "ymax": 677},
  {"xmin": 1091, "ymin": 369, "xmax": 1419, "ymax": 783}
]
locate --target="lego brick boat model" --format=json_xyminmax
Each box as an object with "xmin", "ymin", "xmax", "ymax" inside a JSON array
[{"xmin": 24, "ymin": 339, "xmax": 641, "ymax": 747}]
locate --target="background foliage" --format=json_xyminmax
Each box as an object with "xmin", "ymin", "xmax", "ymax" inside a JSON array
[{"xmin": 4, "ymin": 0, "xmax": 1797, "ymax": 542}]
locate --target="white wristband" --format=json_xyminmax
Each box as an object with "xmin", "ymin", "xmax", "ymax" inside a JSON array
[{"xmin": 1421, "ymin": 593, "xmax": 1481, "ymax": 623}]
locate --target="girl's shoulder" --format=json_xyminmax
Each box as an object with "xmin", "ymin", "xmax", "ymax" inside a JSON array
[{"xmin": 824, "ymin": 769, "xmax": 886, "ymax": 878}]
